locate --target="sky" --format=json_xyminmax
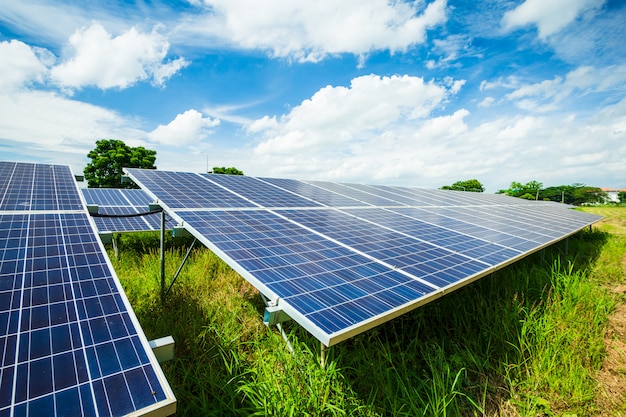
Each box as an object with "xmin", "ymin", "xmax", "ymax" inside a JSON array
[{"xmin": 0, "ymin": 0, "xmax": 624, "ymax": 193}]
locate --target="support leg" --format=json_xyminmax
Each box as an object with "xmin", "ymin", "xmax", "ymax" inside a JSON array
[
  {"xmin": 320, "ymin": 343, "xmax": 327, "ymax": 368},
  {"xmin": 112, "ymin": 233, "xmax": 120, "ymax": 261},
  {"xmin": 160, "ymin": 210, "xmax": 166, "ymax": 301}
]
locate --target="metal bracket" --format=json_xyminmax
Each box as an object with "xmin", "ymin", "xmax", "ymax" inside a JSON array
[
  {"xmin": 149, "ymin": 336, "xmax": 175, "ymax": 363},
  {"xmin": 172, "ymin": 226, "xmax": 191, "ymax": 238},
  {"xmin": 263, "ymin": 306, "xmax": 292, "ymax": 326}
]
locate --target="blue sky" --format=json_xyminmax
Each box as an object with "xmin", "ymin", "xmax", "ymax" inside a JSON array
[{"xmin": 0, "ymin": 0, "xmax": 624, "ymax": 192}]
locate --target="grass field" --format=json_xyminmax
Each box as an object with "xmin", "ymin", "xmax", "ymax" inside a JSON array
[{"xmin": 110, "ymin": 206, "xmax": 626, "ymax": 416}]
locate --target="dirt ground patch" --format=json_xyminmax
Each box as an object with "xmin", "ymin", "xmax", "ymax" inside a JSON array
[
  {"xmin": 594, "ymin": 209, "xmax": 626, "ymax": 415},
  {"xmin": 596, "ymin": 295, "xmax": 626, "ymax": 415}
]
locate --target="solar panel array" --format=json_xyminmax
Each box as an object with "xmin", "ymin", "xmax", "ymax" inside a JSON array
[
  {"xmin": 81, "ymin": 188, "xmax": 173, "ymax": 234},
  {"xmin": 0, "ymin": 162, "xmax": 176, "ymax": 416},
  {"xmin": 125, "ymin": 168, "xmax": 602, "ymax": 346}
]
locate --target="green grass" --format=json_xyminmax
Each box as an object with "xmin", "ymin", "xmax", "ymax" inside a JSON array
[{"xmin": 110, "ymin": 207, "xmax": 626, "ymax": 416}]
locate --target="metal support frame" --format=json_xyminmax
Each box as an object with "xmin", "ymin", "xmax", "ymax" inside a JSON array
[
  {"xmin": 261, "ymin": 296, "xmax": 331, "ymax": 366},
  {"xmin": 112, "ymin": 233, "xmax": 121, "ymax": 261},
  {"xmin": 160, "ymin": 209, "xmax": 166, "ymax": 301},
  {"xmin": 320, "ymin": 343, "xmax": 327, "ymax": 368},
  {"xmin": 164, "ymin": 238, "xmax": 197, "ymax": 298},
  {"xmin": 261, "ymin": 295, "xmax": 294, "ymax": 354}
]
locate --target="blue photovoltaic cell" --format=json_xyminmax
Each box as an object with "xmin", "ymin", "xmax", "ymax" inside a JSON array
[
  {"xmin": 308, "ymin": 181, "xmax": 408, "ymax": 206},
  {"xmin": 259, "ymin": 177, "xmax": 371, "ymax": 207},
  {"xmin": 176, "ymin": 210, "xmax": 435, "ymax": 335},
  {"xmin": 124, "ymin": 167, "xmax": 603, "ymax": 346},
  {"xmin": 0, "ymin": 162, "xmax": 83, "ymax": 211},
  {"xmin": 0, "ymin": 162, "xmax": 175, "ymax": 416},
  {"xmin": 125, "ymin": 169, "xmax": 256, "ymax": 209},
  {"xmin": 81, "ymin": 188, "xmax": 174, "ymax": 233},
  {"xmin": 332, "ymin": 184, "xmax": 425, "ymax": 206},
  {"xmin": 202, "ymin": 174, "xmax": 323, "ymax": 208},
  {"xmin": 281, "ymin": 209, "xmax": 490, "ymax": 288},
  {"xmin": 339, "ymin": 208, "xmax": 523, "ymax": 265}
]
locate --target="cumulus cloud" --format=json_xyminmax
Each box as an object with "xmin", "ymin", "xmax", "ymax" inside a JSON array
[
  {"xmin": 249, "ymin": 74, "xmax": 471, "ymax": 182},
  {"xmin": 252, "ymin": 74, "xmax": 455, "ymax": 156},
  {"xmin": 502, "ymin": 0, "xmax": 605, "ymax": 39},
  {"xmin": 183, "ymin": 0, "xmax": 448, "ymax": 61},
  {"xmin": 148, "ymin": 109, "xmax": 220, "ymax": 145},
  {"xmin": 0, "ymin": 40, "xmax": 52, "ymax": 92},
  {"xmin": 50, "ymin": 23, "xmax": 189, "ymax": 90}
]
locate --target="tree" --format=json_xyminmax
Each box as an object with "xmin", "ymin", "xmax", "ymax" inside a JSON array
[
  {"xmin": 84, "ymin": 139, "xmax": 156, "ymax": 188},
  {"xmin": 440, "ymin": 179, "xmax": 485, "ymax": 192},
  {"xmin": 210, "ymin": 166, "xmax": 244, "ymax": 175},
  {"xmin": 619, "ymin": 191, "xmax": 626, "ymax": 204},
  {"xmin": 498, "ymin": 180, "xmax": 543, "ymax": 199},
  {"xmin": 504, "ymin": 181, "xmax": 608, "ymax": 205}
]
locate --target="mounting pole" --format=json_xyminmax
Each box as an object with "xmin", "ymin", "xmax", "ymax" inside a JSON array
[
  {"xmin": 320, "ymin": 343, "xmax": 327, "ymax": 368},
  {"xmin": 112, "ymin": 233, "xmax": 121, "ymax": 261},
  {"xmin": 160, "ymin": 208, "xmax": 166, "ymax": 301}
]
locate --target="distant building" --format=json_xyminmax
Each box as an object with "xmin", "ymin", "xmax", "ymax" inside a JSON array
[{"xmin": 601, "ymin": 188, "xmax": 626, "ymax": 203}]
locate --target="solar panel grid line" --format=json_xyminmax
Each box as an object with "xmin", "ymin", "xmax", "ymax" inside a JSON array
[
  {"xmin": 343, "ymin": 207, "xmax": 525, "ymax": 262},
  {"xmin": 346, "ymin": 183, "xmax": 441, "ymax": 207},
  {"xmin": 263, "ymin": 209, "xmax": 442, "ymax": 291},
  {"xmin": 307, "ymin": 181, "xmax": 406, "ymax": 207},
  {"xmin": 442, "ymin": 205, "xmax": 597, "ymax": 246},
  {"xmin": 0, "ymin": 162, "xmax": 176, "ymax": 417},
  {"xmin": 123, "ymin": 167, "xmax": 603, "ymax": 347},
  {"xmin": 124, "ymin": 169, "xmax": 256, "ymax": 209},
  {"xmin": 278, "ymin": 209, "xmax": 494, "ymax": 289},
  {"xmin": 443, "ymin": 206, "xmax": 586, "ymax": 243},
  {"xmin": 156, "ymin": 209, "xmax": 434, "ymax": 345},
  {"xmin": 396, "ymin": 207, "xmax": 552, "ymax": 246},
  {"xmin": 259, "ymin": 177, "xmax": 371, "ymax": 207},
  {"xmin": 338, "ymin": 208, "xmax": 504, "ymax": 266},
  {"xmin": 55, "ymin": 212, "xmax": 102, "ymax": 416},
  {"xmin": 202, "ymin": 174, "xmax": 325, "ymax": 209}
]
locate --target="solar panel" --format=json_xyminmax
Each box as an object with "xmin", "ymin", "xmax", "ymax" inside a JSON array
[
  {"xmin": 125, "ymin": 168, "xmax": 602, "ymax": 346},
  {"xmin": 0, "ymin": 162, "xmax": 176, "ymax": 416},
  {"xmin": 81, "ymin": 188, "xmax": 173, "ymax": 234}
]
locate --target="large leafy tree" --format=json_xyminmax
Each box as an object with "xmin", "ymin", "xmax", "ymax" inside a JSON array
[
  {"xmin": 210, "ymin": 166, "xmax": 244, "ymax": 175},
  {"xmin": 440, "ymin": 179, "xmax": 485, "ymax": 192},
  {"xmin": 84, "ymin": 139, "xmax": 156, "ymax": 188}
]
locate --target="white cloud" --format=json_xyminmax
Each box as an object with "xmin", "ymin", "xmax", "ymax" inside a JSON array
[
  {"xmin": 50, "ymin": 23, "xmax": 189, "ymax": 90},
  {"xmin": 253, "ymin": 74, "xmax": 456, "ymax": 156},
  {"xmin": 236, "ymin": 72, "xmax": 626, "ymax": 191},
  {"xmin": 148, "ymin": 109, "xmax": 220, "ymax": 145},
  {"xmin": 478, "ymin": 97, "xmax": 495, "ymax": 107},
  {"xmin": 181, "ymin": 0, "xmax": 448, "ymax": 61},
  {"xmin": 0, "ymin": 40, "xmax": 51, "ymax": 92},
  {"xmin": 504, "ymin": 65, "xmax": 626, "ymax": 110},
  {"xmin": 0, "ymin": 90, "xmax": 148, "ymax": 173},
  {"xmin": 502, "ymin": 0, "xmax": 605, "ymax": 39}
]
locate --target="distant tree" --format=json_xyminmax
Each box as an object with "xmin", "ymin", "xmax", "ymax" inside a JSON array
[
  {"xmin": 571, "ymin": 186, "xmax": 607, "ymax": 205},
  {"xmin": 619, "ymin": 191, "xmax": 626, "ymax": 204},
  {"xmin": 514, "ymin": 183, "xmax": 608, "ymax": 205},
  {"xmin": 84, "ymin": 139, "xmax": 156, "ymax": 188},
  {"xmin": 210, "ymin": 167, "xmax": 244, "ymax": 175},
  {"xmin": 440, "ymin": 179, "xmax": 485, "ymax": 192},
  {"xmin": 498, "ymin": 180, "xmax": 543, "ymax": 199}
]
